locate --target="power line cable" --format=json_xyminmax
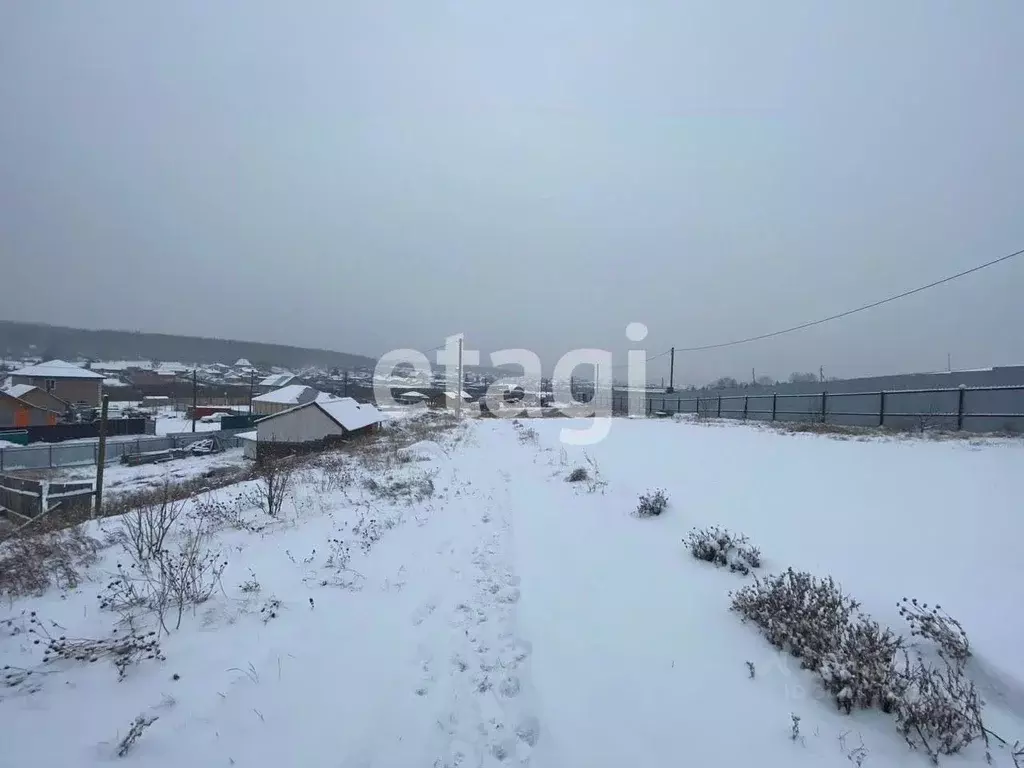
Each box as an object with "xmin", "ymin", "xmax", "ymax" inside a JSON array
[
  {"xmin": 671, "ymin": 245, "xmax": 1024, "ymax": 354},
  {"xmin": 610, "ymin": 244, "xmax": 1023, "ymax": 370}
]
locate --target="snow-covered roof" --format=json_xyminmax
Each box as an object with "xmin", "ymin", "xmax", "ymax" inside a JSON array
[
  {"xmin": 90, "ymin": 360, "xmax": 154, "ymax": 372},
  {"xmin": 256, "ymin": 397, "xmax": 384, "ymax": 433},
  {"xmin": 316, "ymin": 398, "xmax": 385, "ymax": 431},
  {"xmin": 398, "ymin": 391, "xmax": 428, "ymax": 399},
  {"xmin": 3, "ymin": 383, "xmax": 37, "ymax": 399},
  {"xmin": 11, "ymin": 359, "xmax": 105, "ymax": 380},
  {"xmin": 103, "ymin": 378, "xmax": 129, "ymax": 387},
  {"xmin": 444, "ymin": 390, "xmax": 471, "ymax": 400},
  {"xmin": 260, "ymin": 373, "xmax": 295, "ymax": 388},
  {"xmin": 252, "ymin": 384, "xmax": 316, "ymax": 404},
  {"xmin": 315, "ymin": 391, "xmax": 340, "ymax": 403},
  {"xmin": 236, "ymin": 430, "xmax": 258, "ymax": 441},
  {"xmin": 235, "ymin": 358, "xmax": 252, "ymax": 367}
]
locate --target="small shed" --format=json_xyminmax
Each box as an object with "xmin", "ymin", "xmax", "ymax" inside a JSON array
[
  {"xmin": 397, "ymin": 390, "xmax": 429, "ymax": 404},
  {"xmin": 255, "ymin": 397, "xmax": 385, "ymax": 459},
  {"xmin": 237, "ymin": 430, "xmax": 258, "ymax": 460}
]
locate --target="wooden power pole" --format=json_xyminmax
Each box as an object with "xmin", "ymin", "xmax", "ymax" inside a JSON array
[{"xmin": 94, "ymin": 394, "xmax": 109, "ymax": 518}]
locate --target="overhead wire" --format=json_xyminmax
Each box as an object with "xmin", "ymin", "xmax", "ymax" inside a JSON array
[{"xmin": 612, "ymin": 245, "xmax": 1024, "ymax": 368}]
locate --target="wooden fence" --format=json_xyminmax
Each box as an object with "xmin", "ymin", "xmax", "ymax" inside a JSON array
[{"xmin": 0, "ymin": 475, "xmax": 93, "ymax": 521}]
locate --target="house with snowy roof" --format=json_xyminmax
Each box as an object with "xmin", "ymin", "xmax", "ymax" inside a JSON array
[
  {"xmin": 251, "ymin": 384, "xmax": 318, "ymax": 416},
  {"xmin": 257, "ymin": 373, "xmax": 298, "ymax": 393},
  {"xmin": 8, "ymin": 359, "xmax": 104, "ymax": 406}
]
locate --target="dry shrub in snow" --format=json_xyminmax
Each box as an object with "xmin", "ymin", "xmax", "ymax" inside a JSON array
[
  {"xmin": 116, "ymin": 713, "xmax": 159, "ymax": 757},
  {"xmin": 890, "ymin": 648, "xmax": 986, "ymax": 762},
  {"xmin": 117, "ymin": 482, "xmax": 184, "ymax": 565},
  {"xmin": 3, "ymin": 611, "xmax": 164, "ymax": 684},
  {"xmin": 732, "ymin": 570, "xmax": 999, "ymax": 762},
  {"xmin": 250, "ymin": 457, "xmax": 295, "ymax": 517},
  {"xmin": 362, "ymin": 474, "xmax": 435, "ymax": 503},
  {"xmin": 193, "ymin": 493, "xmax": 264, "ymax": 533},
  {"xmin": 685, "ymin": 526, "xmax": 761, "ymax": 575},
  {"xmin": 898, "ymin": 597, "xmax": 970, "ymax": 664},
  {"xmin": 566, "ymin": 467, "xmax": 589, "ymax": 483},
  {"xmin": 890, "ymin": 599, "xmax": 989, "ymax": 763},
  {"xmin": 513, "ymin": 420, "xmax": 539, "ymax": 444},
  {"xmin": 102, "ymin": 505, "xmax": 227, "ymax": 633},
  {"xmin": 0, "ymin": 522, "xmax": 99, "ymax": 598},
  {"xmin": 731, "ymin": 569, "xmax": 902, "ymax": 713},
  {"xmin": 634, "ymin": 489, "xmax": 668, "ymax": 517}
]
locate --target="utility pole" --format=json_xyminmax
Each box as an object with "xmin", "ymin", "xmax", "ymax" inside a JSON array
[
  {"xmin": 947, "ymin": 353, "xmax": 952, "ymax": 372},
  {"xmin": 667, "ymin": 347, "xmax": 675, "ymax": 393},
  {"xmin": 191, "ymin": 369, "xmax": 198, "ymax": 433},
  {"xmin": 248, "ymin": 370, "xmax": 255, "ymax": 413},
  {"xmin": 752, "ymin": 367, "xmax": 756, "ymax": 385},
  {"xmin": 94, "ymin": 394, "xmax": 109, "ymax": 519},
  {"xmin": 343, "ymin": 370, "xmax": 349, "ymax": 398},
  {"xmin": 456, "ymin": 336, "xmax": 463, "ymax": 417},
  {"xmin": 819, "ymin": 366, "xmax": 825, "ymax": 383}
]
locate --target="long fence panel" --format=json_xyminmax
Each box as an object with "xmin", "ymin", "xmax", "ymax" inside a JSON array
[
  {"xmin": 600, "ymin": 384, "xmax": 1024, "ymax": 434},
  {"xmin": 0, "ymin": 429, "xmax": 248, "ymax": 471}
]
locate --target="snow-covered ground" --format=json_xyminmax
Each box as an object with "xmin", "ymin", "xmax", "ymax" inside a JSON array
[
  {"xmin": 52, "ymin": 447, "xmax": 250, "ymax": 496},
  {"xmin": 2, "ymin": 417, "xmax": 1022, "ymax": 767}
]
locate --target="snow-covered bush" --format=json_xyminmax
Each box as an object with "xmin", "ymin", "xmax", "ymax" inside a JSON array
[
  {"xmin": 0, "ymin": 522, "xmax": 99, "ymax": 598},
  {"xmin": 731, "ymin": 569, "xmax": 855, "ymax": 668},
  {"xmin": 566, "ymin": 467, "xmax": 589, "ymax": 483},
  {"xmin": 890, "ymin": 648, "xmax": 986, "ymax": 762},
  {"xmin": 685, "ymin": 526, "xmax": 761, "ymax": 574},
  {"xmin": 2, "ymin": 611, "xmax": 164, "ymax": 684},
  {"xmin": 898, "ymin": 597, "xmax": 970, "ymax": 663},
  {"xmin": 249, "ymin": 458, "xmax": 295, "ymax": 517},
  {"xmin": 731, "ymin": 568, "xmax": 901, "ymax": 712},
  {"xmin": 102, "ymin": 512, "xmax": 227, "ymax": 633},
  {"xmin": 118, "ymin": 484, "xmax": 184, "ymax": 565},
  {"xmin": 818, "ymin": 614, "xmax": 903, "ymax": 713},
  {"xmin": 634, "ymin": 489, "xmax": 668, "ymax": 517},
  {"xmin": 363, "ymin": 474, "xmax": 435, "ymax": 503},
  {"xmin": 732, "ymin": 571, "xmax": 999, "ymax": 761},
  {"xmin": 192, "ymin": 493, "xmax": 263, "ymax": 533},
  {"xmin": 890, "ymin": 599, "xmax": 986, "ymax": 761},
  {"xmin": 517, "ymin": 425, "xmax": 539, "ymax": 444}
]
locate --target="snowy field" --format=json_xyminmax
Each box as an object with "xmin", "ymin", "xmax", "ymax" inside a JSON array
[{"xmin": 2, "ymin": 416, "xmax": 1022, "ymax": 767}]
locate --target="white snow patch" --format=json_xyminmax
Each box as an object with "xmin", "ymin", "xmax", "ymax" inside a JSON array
[{"xmin": 1, "ymin": 419, "xmax": 1021, "ymax": 768}]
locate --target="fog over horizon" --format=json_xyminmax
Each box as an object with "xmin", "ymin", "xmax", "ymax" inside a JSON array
[{"xmin": 2, "ymin": 1, "xmax": 1022, "ymax": 386}]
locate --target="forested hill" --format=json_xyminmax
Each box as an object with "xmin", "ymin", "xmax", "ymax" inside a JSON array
[{"xmin": 0, "ymin": 321, "xmax": 378, "ymax": 370}]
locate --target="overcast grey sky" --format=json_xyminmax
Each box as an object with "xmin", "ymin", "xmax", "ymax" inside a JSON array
[{"xmin": 1, "ymin": 1, "xmax": 1021, "ymax": 385}]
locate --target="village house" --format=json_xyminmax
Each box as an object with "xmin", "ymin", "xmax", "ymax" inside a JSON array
[
  {"xmin": 251, "ymin": 384, "xmax": 318, "ymax": 416},
  {"xmin": 257, "ymin": 372, "xmax": 298, "ymax": 394},
  {"xmin": 3, "ymin": 383, "xmax": 68, "ymax": 414},
  {"xmin": 0, "ymin": 387, "xmax": 62, "ymax": 428},
  {"xmin": 8, "ymin": 359, "xmax": 104, "ymax": 407}
]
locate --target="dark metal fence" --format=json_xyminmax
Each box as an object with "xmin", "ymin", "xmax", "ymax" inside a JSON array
[
  {"xmin": 598, "ymin": 384, "xmax": 1024, "ymax": 434},
  {"xmin": 0, "ymin": 419, "xmax": 148, "ymax": 444}
]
